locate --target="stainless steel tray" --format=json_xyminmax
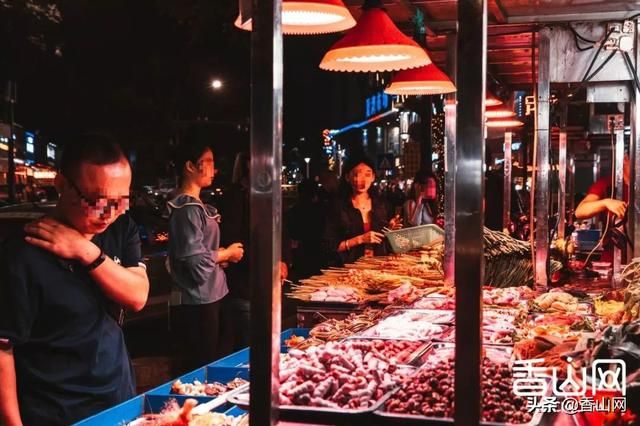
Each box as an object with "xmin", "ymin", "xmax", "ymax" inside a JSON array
[
  {"xmin": 342, "ymin": 337, "xmax": 433, "ymax": 367},
  {"xmin": 356, "ymin": 310, "xmax": 452, "ymax": 340},
  {"xmin": 226, "ymin": 379, "xmax": 407, "ymax": 423},
  {"xmin": 374, "ymin": 344, "xmax": 543, "ymax": 425}
]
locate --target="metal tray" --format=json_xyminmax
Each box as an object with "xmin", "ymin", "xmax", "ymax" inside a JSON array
[
  {"xmin": 374, "ymin": 344, "xmax": 543, "ymax": 426},
  {"xmin": 356, "ymin": 310, "xmax": 452, "ymax": 340},
  {"xmin": 226, "ymin": 380, "xmax": 405, "ymax": 423},
  {"xmin": 435, "ymin": 327, "xmax": 516, "ymax": 347},
  {"xmin": 342, "ymin": 337, "xmax": 433, "ymax": 367},
  {"xmin": 386, "ymin": 309, "xmax": 456, "ymax": 324},
  {"xmin": 412, "ymin": 342, "xmax": 513, "ymax": 366}
]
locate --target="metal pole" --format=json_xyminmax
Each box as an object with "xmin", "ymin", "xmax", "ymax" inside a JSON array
[
  {"xmin": 249, "ymin": 0, "xmax": 282, "ymax": 424},
  {"xmin": 503, "ymin": 131, "xmax": 512, "ymax": 232},
  {"xmin": 444, "ymin": 33, "xmax": 457, "ymax": 286},
  {"xmin": 569, "ymin": 155, "xmax": 576, "ymax": 215},
  {"xmin": 534, "ymin": 27, "xmax": 551, "ymax": 291},
  {"xmin": 558, "ymin": 107, "xmax": 568, "ymax": 240},
  {"xmin": 7, "ymin": 81, "xmax": 16, "ymax": 204},
  {"xmin": 613, "ymin": 118, "xmax": 625, "ymax": 282},
  {"xmin": 632, "ymin": 19, "xmax": 640, "ymax": 258},
  {"xmin": 454, "ymin": 1, "xmax": 485, "ymax": 425}
]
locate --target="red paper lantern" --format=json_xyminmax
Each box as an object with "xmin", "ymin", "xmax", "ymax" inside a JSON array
[{"xmin": 486, "ymin": 118, "xmax": 524, "ymax": 128}]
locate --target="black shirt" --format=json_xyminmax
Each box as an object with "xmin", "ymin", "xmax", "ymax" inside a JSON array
[
  {"xmin": 0, "ymin": 214, "xmax": 142, "ymax": 425},
  {"xmin": 322, "ymin": 195, "xmax": 392, "ymax": 266}
]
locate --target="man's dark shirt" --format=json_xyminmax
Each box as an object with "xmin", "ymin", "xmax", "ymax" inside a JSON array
[{"xmin": 0, "ymin": 214, "xmax": 141, "ymax": 425}]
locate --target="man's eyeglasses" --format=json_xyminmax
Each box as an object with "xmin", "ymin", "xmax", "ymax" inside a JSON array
[{"xmin": 68, "ymin": 179, "xmax": 130, "ymax": 217}]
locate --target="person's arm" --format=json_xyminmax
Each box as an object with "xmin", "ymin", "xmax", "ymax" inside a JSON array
[
  {"xmin": 405, "ymin": 199, "xmax": 424, "ymax": 227},
  {"xmin": 575, "ymin": 194, "xmax": 627, "ymax": 220},
  {"xmin": 24, "ymin": 217, "xmax": 149, "ymax": 312},
  {"xmin": 0, "ymin": 343, "xmax": 22, "ymax": 426},
  {"xmin": 217, "ymin": 243, "xmax": 244, "ymax": 263}
]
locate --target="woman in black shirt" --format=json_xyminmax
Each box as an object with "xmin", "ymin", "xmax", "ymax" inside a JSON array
[{"xmin": 322, "ymin": 157, "xmax": 401, "ymax": 266}]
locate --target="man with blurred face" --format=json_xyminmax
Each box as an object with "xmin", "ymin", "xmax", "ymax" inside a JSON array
[{"xmin": 0, "ymin": 134, "xmax": 149, "ymax": 425}]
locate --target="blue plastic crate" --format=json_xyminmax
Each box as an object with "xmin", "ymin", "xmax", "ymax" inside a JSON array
[
  {"xmin": 73, "ymin": 393, "xmax": 233, "ymax": 425},
  {"xmin": 74, "ymin": 395, "xmax": 145, "ymax": 426},
  {"xmin": 225, "ymin": 405, "xmax": 247, "ymax": 417},
  {"xmin": 210, "ymin": 347, "xmax": 251, "ymax": 368},
  {"xmin": 280, "ymin": 327, "xmax": 310, "ymax": 352}
]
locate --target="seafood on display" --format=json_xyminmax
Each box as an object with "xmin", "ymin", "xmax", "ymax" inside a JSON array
[
  {"xmin": 170, "ymin": 378, "xmax": 248, "ymax": 397},
  {"xmin": 289, "ymin": 308, "xmax": 385, "ymax": 348},
  {"xmin": 130, "ymin": 398, "xmax": 247, "ymax": 426}
]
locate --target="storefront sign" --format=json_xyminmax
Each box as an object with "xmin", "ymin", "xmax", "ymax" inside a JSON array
[{"xmin": 365, "ymin": 91, "xmax": 391, "ymax": 118}]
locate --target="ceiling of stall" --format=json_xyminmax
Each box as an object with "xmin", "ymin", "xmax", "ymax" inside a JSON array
[{"xmin": 344, "ymin": 0, "xmax": 640, "ymax": 88}]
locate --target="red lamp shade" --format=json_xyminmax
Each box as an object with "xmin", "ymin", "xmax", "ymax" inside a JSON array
[
  {"xmin": 319, "ymin": 7, "xmax": 430, "ymax": 72},
  {"xmin": 486, "ymin": 94, "xmax": 503, "ymax": 106},
  {"xmin": 385, "ymin": 62, "xmax": 455, "ymax": 95},
  {"xmin": 235, "ymin": 0, "xmax": 356, "ymax": 35},
  {"xmin": 486, "ymin": 118, "xmax": 524, "ymax": 128},
  {"xmin": 485, "ymin": 105, "xmax": 516, "ymax": 118}
]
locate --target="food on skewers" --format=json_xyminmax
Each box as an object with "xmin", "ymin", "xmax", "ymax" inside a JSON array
[
  {"xmin": 348, "ymin": 339, "xmax": 426, "ymax": 364},
  {"xmin": 278, "ymin": 341, "xmax": 411, "ymax": 409},
  {"xmin": 287, "ymin": 309, "xmax": 384, "ymax": 349},
  {"xmin": 170, "ymin": 378, "xmax": 248, "ymax": 397},
  {"xmin": 484, "ymin": 227, "xmax": 562, "ymax": 288},
  {"xmin": 531, "ymin": 291, "xmax": 589, "ymax": 314},
  {"xmin": 387, "ymin": 283, "xmax": 422, "ymax": 304},
  {"xmin": 384, "ymin": 357, "xmax": 532, "ymax": 424}
]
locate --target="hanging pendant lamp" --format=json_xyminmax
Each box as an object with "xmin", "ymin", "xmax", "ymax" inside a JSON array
[
  {"xmin": 485, "ymin": 105, "xmax": 516, "ymax": 119},
  {"xmin": 319, "ymin": 0, "xmax": 430, "ymax": 72},
  {"xmin": 486, "ymin": 118, "xmax": 524, "ymax": 128},
  {"xmin": 235, "ymin": 0, "xmax": 356, "ymax": 35},
  {"xmin": 486, "ymin": 94, "xmax": 503, "ymax": 107},
  {"xmin": 384, "ymin": 62, "xmax": 455, "ymax": 95}
]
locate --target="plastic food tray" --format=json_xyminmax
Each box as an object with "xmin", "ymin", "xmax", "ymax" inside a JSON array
[{"xmin": 384, "ymin": 224, "xmax": 444, "ymax": 254}]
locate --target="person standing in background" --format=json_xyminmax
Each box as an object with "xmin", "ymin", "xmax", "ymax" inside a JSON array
[
  {"xmin": 403, "ymin": 169, "xmax": 437, "ymax": 227},
  {"xmin": 167, "ymin": 141, "xmax": 244, "ymax": 372},
  {"xmin": 322, "ymin": 156, "xmax": 402, "ymax": 267}
]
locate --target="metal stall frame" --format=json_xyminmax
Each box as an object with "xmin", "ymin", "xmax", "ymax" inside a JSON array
[
  {"xmin": 557, "ymin": 102, "xmax": 568, "ymax": 240},
  {"xmin": 503, "ymin": 131, "xmax": 512, "ymax": 232},
  {"xmin": 248, "ymin": 0, "xmax": 283, "ymax": 424},
  {"xmin": 534, "ymin": 27, "xmax": 551, "ymax": 290},
  {"xmin": 632, "ymin": 18, "xmax": 640, "ymax": 261},
  {"xmin": 444, "ymin": 32, "xmax": 457, "ymax": 287},
  {"xmin": 454, "ymin": 0, "xmax": 486, "ymax": 424}
]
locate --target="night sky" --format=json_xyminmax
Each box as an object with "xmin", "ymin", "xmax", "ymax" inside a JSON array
[{"xmin": 0, "ymin": 0, "xmax": 370, "ymax": 184}]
